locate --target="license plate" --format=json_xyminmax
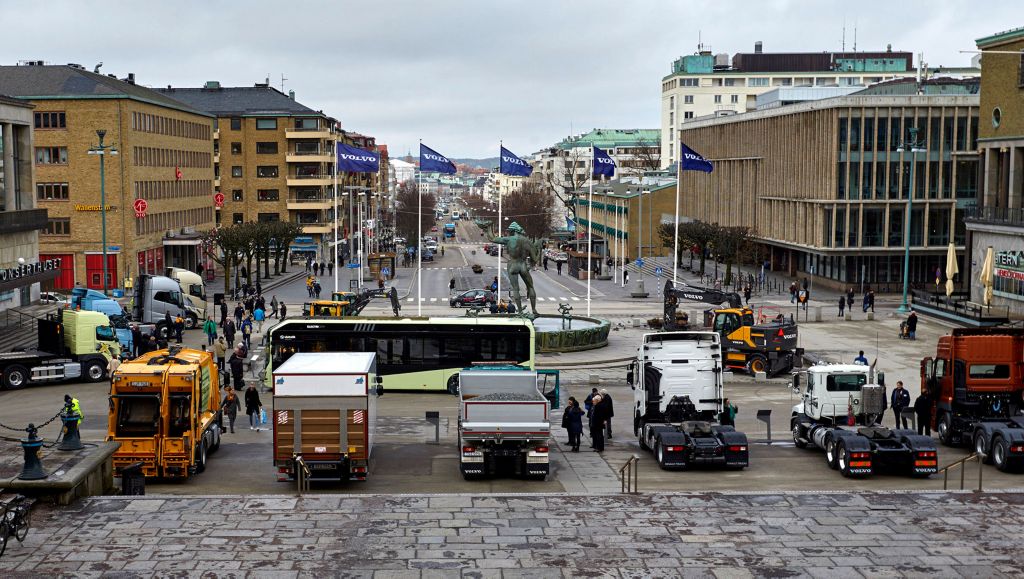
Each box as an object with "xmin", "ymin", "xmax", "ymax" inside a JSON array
[
  {"xmin": 492, "ymin": 449, "xmax": 520, "ymax": 457},
  {"xmin": 309, "ymin": 463, "xmax": 338, "ymax": 471}
]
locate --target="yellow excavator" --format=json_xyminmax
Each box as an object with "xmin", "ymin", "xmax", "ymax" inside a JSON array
[{"xmin": 663, "ymin": 280, "xmax": 798, "ymax": 376}]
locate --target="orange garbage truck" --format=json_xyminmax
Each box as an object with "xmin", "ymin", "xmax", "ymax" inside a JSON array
[{"xmin": 107, "ymin": 345, "xmax": 222, "ymax": 479}]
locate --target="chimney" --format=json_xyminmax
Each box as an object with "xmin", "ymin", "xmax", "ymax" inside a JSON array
[
  {"xmin": 288, "ymin": 90, "xmax": 295, "ymax": 100},
  {"xmin": 126, "ymin": 73, "xmax": 135, "ymax": 85},
  {"xmin": 754, "ymin": 41, "xmax": 763, "ymax": 54},
  {"xmin": 887, "ymin": 43, "xmax": 892, "ymax": 53}
]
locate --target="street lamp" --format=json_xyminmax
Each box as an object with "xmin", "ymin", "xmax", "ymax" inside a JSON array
[
  {"xmin": 896, "ymin": 127, "xmax": 926, "ymax": 313},
  {"xmin": 87, "ymin": 130, "xmax": 118, "ymax": 294}
]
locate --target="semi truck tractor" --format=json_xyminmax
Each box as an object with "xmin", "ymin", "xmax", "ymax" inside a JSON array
[
  {"xmin": 0, "ymin": 309, "xmax": 118, "ymax": 389},
  {"xmin": 458, "ymin": 367, "xmax": 550, "ymax": 480},
  {"xmin": 166, "ymin": 267, "xmax": 208, "ymax": 323},
  {"xmin": 132, "ymin": 274, "xmax": 195, "ymax": 335},
  {"xmin": 107, "ymin": 346, "xmax": 222, "ymax": 479},
  {"xmin": 923, "ymin": 327, "xmax": 1024, "ymax": 472},
  {"xmin": 272, "ymin": 352, "xmax": 381, "ymax": 483},
  {"xmin": 791, "ymin": 364, "xmax": 938, "ymax": 478},
  {"xmin": 628, "ymin": 331, "xmax": 749, "ymax": 470}
]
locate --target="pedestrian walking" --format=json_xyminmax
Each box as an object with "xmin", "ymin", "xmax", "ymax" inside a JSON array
[
  {"xmin": 312, "ymin": 260, "xmax": 318, "ymax": 276},
  {"xmin": 906, "ymin": 311, "xmax": 918, "ymax": 340},
  {"xmin": 590, "ymin": 394, "xmax": 606, "ymax": 452},
  {"xmin": 862, "ymin": 292, "xmax": 870, "ymax": 313},
  {"xmin": 254, "ymin": 306, "xmax": 265, "ymax": 333},
  {"xmin": 314, "ymin": 281, "xmax": 322, "ymax": 299},
  {"xmin": 556, "ymin": 261, "xmax": 563, "ymax": 276},
  {"xmin": 838, "ymin": 295, "xmax": 846, "ymax": 317},
  {"xmin": 891, "ymin": 380, "xmax": 911, "ymax": 429},
  {"xmin": 914, "ymin": 390, "xmax": 932, "ymax": 436},
  {"xmin": 329, "ymin": 262, "xmax": 335, "ymax": 277},
  {"xmin": 224, "ymin": 319, "xmax": 236, "ymax": 348},
  {"xmin": 221, "ymin": 388, "xmax": 241, "ymax": 433},
  {"xmin": 173, "ymin": 314, "xmax": 185, "ymax": 344},
  {"xmin": 720, "ymin": 398, "xmax": 738, "ymax": 426},
  {"xmin": 543, "ymin": 255, "xmax": 549, "ymax": 270},
  {"xmin": 743, "ymin": 285, "xmax": 752, "ymax": 305},
  {"xmin": 319, "ymin": 262, "xmax": 325, "ymax": 276},
  {"xmin": 847, "ymin": 287, "xmax": 855, "ymax": 308},
  {"xmin": 449, "ymin": 278, "xmax": 456, "ymax": 295},
  {"xmin": 562, "ymin": 397, "xmax": 584, "ymax": 452},
  {"xmin": 214, "ymin": 336, "xmax": 227, "ymax": 372},
  {"xmin": 255, "ymin": 280, "xmax": 262, "ymax": 297},
  {"xmin": 203, "ymin": 317, "xmax": 217, "ymax": 346},
  {"xmin": 270, "ymin": 295, "xmax": 279, "ymax": 319},
  {"xmin": 599, "ymin": 389, "xmax": 614, "ymax": 439},
  {"xmin": 789, "ymin": 282, "xmax": 798, "ymax": 304},
  {"xmin": 490, "ymin": 276, "xmax": 498, "ymax": 293},
  {"xmin": 228, "ymin": 350, "xmax": 244, "ymax": 391},
  {"xmin": 854, "ymin": 350, "xmax": 869, "ymax": 365},
  {"xmin": 868, "ymin": 290, "xmax": 876, "ymax": 313},
  {"xmin": 241, "ymin": 316, "xmax": 253, "ymax": 349},
  {"xmin": 245, "ymin": 383, "xmax": 263, "ymax": 431},
  {"xmin": 623, "ymin": 268, "xmax": 628, "ymax": 285},
  {"xmin": 279, "ymin": 302, "xmax": 287, "ymax": 320},
  {"xmin": 234, "ymin": 303, "xmax": 244, "ymax": 326},
  {"xmin": 130, "ymin": 324, "xmax": 142, "ymax": 358},
  {"xmin": 219, "ymin": 301, "xmax": 228, "ymax": 328},
  {"xmin": 106, "ymin": 354, "xmax": 121, "ymax": 381}
]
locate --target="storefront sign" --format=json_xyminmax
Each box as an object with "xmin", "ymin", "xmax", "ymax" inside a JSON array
[
  {"xmin": 0, "ymin": 258, "xmax": 62, "ymax": 283},
  {"xmin": 996, "ymin": 250, "xmax": 1024, "ymax": 269},
  {"xmin": 74, "ymin": 204, "xmax": 117, "ymax": 211},
  {"xmin": 134, "ymin": 198, "xmax": 148, "ymax": 218},
  {"xmin": 214, "ymin": 192, "xmax": 224, "ymax": 208}
]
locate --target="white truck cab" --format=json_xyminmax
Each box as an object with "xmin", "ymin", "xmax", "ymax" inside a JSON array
[{"xmin": 791, "ymin": 364, "xmax": 885, "ymax": 425}]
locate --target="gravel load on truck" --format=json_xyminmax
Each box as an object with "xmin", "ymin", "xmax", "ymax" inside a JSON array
[{"xmin": 464, "ymin": 392, "xmax": 545, "ymax": 401}]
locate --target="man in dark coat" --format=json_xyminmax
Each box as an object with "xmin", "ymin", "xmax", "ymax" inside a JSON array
[
  {"xmin": 229, "ymin": 351, "xmax": 245, "ymax": 392},
  {"xmin": 891, "ymin": 380, "xmax": 911, "ymax": 428},
  {"xmin": 906, "ymin": 311, "xmax": 918, "ymax": 340},
  {"xmin": 914, "ymin": 390, "xmax": 932, "ymax": 436},
  {"xmin": 599, "ymin": 389, "xmax": 614, "ymax": 439},
  {"xmin": 562, "ymin": 397, "xmax": 584, "ymax": 452},
  {"xmin": 590, "ymin": 394, "xmax": 607, "ymax": 452}
]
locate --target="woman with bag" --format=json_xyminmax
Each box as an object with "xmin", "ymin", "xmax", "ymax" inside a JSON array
[
  {"xmin": 562, "ymin": 397, "xmax": 584, "ymax": 452},
  {"xmin": 221, "ymin": 388, "xmax": 241, "ymax": 433},
  {"xmin": 244, "ymin": 383, "xmax": 263, "ymax": 431}
]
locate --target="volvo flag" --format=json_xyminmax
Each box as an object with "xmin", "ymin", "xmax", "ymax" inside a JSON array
[
  {"xmin": 499, "ymin": 146, "xmax": 533, "ymax": 177},
  {"xmin": 420, "ymin": 143, "xmax": 457, "ymax": 174},
  {"xmin": 593, "ymin": 147, "xmax": 616, "ymax": 177},
  {"xmin": 679, "ymin": 142, "xmax": 714, "ymax": 173},
  {"xmin": 336, "ymin": 142, "xmax": 380, "ymax": 173}
]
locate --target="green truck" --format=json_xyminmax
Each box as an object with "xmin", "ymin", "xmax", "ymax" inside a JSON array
[{"xmin": 0, "ymin": 309, "xmax": 118, "ymax": 389}]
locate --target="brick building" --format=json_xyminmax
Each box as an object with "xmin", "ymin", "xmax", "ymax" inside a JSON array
[{"xmin": 0, "ymin": 63, "xmax": 216, "ymax": 291}]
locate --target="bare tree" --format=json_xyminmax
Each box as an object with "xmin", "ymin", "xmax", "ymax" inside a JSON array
[
  {"xmin": 204, "ymin": 225, "xmax": 249, "ymax": 294},
  {"xmin": 268, "ymin": 221, "xmax": 304, "ymax": 275},
  {"xmin": 622, "ymin": 137, "xmax": 661, "ymax": 178},
  {"xmin": 499, "ymin": 182, "xmax": 556, "ymax": 239},
  {"xmin": 394, "ymin": 181, "xmax": 436, "ymax": 243},
  {"xmin": 542, "ymin": 147, "xmax": 591, "ymax": 224}
]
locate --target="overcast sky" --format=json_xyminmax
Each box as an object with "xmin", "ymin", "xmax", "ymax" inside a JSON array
[{"xmin": 1, "ymin": 1, "xmax": 1014, "ymax": 158}]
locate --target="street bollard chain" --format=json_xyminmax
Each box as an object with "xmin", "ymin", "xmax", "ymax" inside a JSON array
[{"xmin": 0, "ymin": 408, "xmax": 63, "ymax": 434}]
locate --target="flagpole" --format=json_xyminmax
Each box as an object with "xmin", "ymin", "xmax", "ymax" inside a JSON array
[
  {"xmin": 417, "ymin": 139, "xmax": 422, "ymax": 316},
  {"xmin": 587, "ymin": 145, "xmax": 593, "ymax": 317},
  {"xmin": 621, "ymin": 199, "xmax": 626, "ymax": 288},
  {"xmin": 610, "ymin": 191, "xmax": 617, "ymax": 284},
  {"xmin": 333, "ymin": 138, "xmax": 339, "ymax": 294},
  {"xmin": 673, "ymin": 147, "xmax": 681, "ymax": 285},
  {"xmin": 497, "ymin": 140, "xmax": 502, "ymax": 303}
]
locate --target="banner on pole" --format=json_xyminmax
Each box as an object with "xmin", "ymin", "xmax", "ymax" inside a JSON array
[
  {"xmin": 679, "ymin": 142, "xmax": 714, "ymax": 173},
  {"xmin": 499, "ymin": 146, "xmax": 533, "ymax": 177},
  {"xmin": 593, "ymin": 147, "xmax": 616, "ymax": 177},
  {"xmin": 420, "ymin": 143, "xmax": 457, "ymax": 174},
  {"xmin": 336, "ymin": 142, "xmax": 380, "ymax": 173}
]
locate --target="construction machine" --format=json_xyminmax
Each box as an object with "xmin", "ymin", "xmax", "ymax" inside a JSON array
[{"xmin": 663, "ymin": 279, "xmax": 797, "ymax": 376}]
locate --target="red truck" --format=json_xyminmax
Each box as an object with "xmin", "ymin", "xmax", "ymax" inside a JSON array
[{"xmin": 922, "ymin": 327, "xmax": 1024, "ymax": 472}]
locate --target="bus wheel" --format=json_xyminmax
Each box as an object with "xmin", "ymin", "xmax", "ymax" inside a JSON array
[{"xmin": 447, "ymin": 374, "xmax": 459, "ymax": 395}]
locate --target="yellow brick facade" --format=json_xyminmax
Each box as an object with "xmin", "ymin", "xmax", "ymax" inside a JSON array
[{"xmin": 577, "ymin": 184, "xmax": 679, "ymax": 261}]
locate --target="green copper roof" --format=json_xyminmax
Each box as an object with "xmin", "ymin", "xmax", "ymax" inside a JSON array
[
  {"xmin": 977, "ymin": 27, "xmax": 1024, "ymax": 47},
  {"xmin": 557, "ymin": 128, "xmax": 660, "ymax": 150}
]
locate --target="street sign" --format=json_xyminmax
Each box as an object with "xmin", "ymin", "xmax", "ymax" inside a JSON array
[
  {"xmin": 108, "ymin": 246, "xmax": 121, "ymax": 251},
  {"xmin": 214, "ymin": 192, "xmax": 225, "ymax": 208},
  {"xmin": 654, "ymin": 266, "xmax": 664, "ymax": 276},
  {"xmin": 133, "ymin": 198, "xmax": 148, "ymax": 218},
  {"xmin": 346, "ymin": 263, "xmax": 360, "ymax": 269},
  {"xmin": 635, "ymin": 258, "xmax": 644, "ymax": 268},
  {"xmin": 381, "ymin": 267, "xmax": 391, "ymax": 277}
]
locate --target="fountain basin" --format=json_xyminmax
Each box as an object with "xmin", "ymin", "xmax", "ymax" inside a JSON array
[{"xmin": 532, "ymin": 314, "xmax": 610, "ymax": 352}]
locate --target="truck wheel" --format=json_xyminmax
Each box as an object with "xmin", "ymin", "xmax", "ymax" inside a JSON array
[
  {"xmin": 2, "ymin": 365, "xmax": 30, "ymax": 390},
  {"xmin": 195, "ymin": 441, "xmax": 207, "ymax": 474},
  {"xmin": 824, "ymin": 437, "xmax": 839, "ymax": 469},
  {"xmin": 446, "ymin": 374, "xmax": 459, "ymax": 395},
  {"xmin": 836, "ymin": 440, "xmax": 865, "ymax": 478},
  {"xmin": 992, "ymin": 437, "xmax": 1010, "ymax": 472},
  {"xmin": 209, "ymin": 425, "xmax": 221, "ymax": 452},
  {"xmin": 791, "ymin": 422, "xmax": 807, "ymax": 449},
  {"xmin": 84, "ymin": 360, "xmax": 106, "ymax": 382},
  {"xmin": 745, "ymin": 355, "xmax": 768, "ymax": 375},
  {"xmin": 974, "ymin": 432, "xmax": 992, "ymax": 463},
  {"xmin": 185, "ymin": 315, "xmax": 198, "ymax": 330},
  {"xmin": 937, "ymin": 412, "xmax": 954, "ymax": 446},
  {"xmin": 654, "ymin": 440, "xmax": 668, "ymax": 470},
  {"xmin": 156, "ymin": 323, "xmax": 169, "ymax": 340}
]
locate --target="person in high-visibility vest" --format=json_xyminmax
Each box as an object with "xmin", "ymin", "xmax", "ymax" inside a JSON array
[{"xmin": 64, "ymin": 394, "xmax": 83, "ymax": 425}]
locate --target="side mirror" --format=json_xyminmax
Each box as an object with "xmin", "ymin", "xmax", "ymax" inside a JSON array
[
  {"xmin": 791, "ymin": 374, "xmax": 801, "ymax": 395},
  {"xmin": 877, "ymin": 371, "xmax": 885, "ymax": 387},
  {"xmin": 375, "ymin": 376, "xmax": 384, "ymax": 397},
  {"xmin": 626, "ymin": 370, "xmax": 634, "ymax": 386}
]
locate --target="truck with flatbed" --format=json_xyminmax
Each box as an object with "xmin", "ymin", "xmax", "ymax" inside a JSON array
[
  {"xmin": 628, "ymin": 331, "xmax": 749, "ymax": 470},
  {"xmin": 922, "ymin": 327, "xmax": 1024, "ymax": 472},
  {"xmin": 107, "ymin": 345, "xmax": 222, "ymax": 479},
  {"xmin": 0, "ymin": 309, "xmax": 118, "ymax": 389},
  {"xmin": 458, "ymin": 367, "xmax": 550, "ymax": 480},
  {"xmin": 272, "ymin": 352, "xmax": 381, "ymax": 483},
  {"xmin": 791, "ymin": 364, "xmax": 938, "ymax": 478}
]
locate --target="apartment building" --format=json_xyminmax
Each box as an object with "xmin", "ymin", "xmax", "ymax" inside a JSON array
[
  {"xmin": 678, "ymin": 88, "xmax": 980, "ymax": 291},
  {"xmin": 0, "ymin": 95, "xmax": 51, "ymax": 310},
  {"xmin": 575, "ymin": 176, "xmax": 680, "ymax": 262},
  {"xmin": 965, "ymin": 27, "xmax": 1024, "ymax": 316},
  {"xmin": 0, "ymin": 63, "xmax": 215, "ymax": 291},
  {"xmin": 660, "ymin": 42, "xmax": 979, "ymax": 168}
]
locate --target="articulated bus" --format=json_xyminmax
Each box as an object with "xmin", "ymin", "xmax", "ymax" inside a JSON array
[{"xmin": 267, "ymin": 317, "xmax": 535, "ymax": 393}]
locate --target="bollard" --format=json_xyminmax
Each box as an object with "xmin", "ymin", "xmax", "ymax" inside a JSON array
[
  {"xmin": 425, "ymin": 411, "xmax": 440, "ymax": 445},
  {"xmin": 756, "ymin": 410, "xmax": 772, "ymax": 445},
  {"xmin": 19, "ymin": 423, "xmax": 48, "ymax": 480},
  {"xmin": 58, "ymin": 411, "xmax": 84, "ymax": 451}
]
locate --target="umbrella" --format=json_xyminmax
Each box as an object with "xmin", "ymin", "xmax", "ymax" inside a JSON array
[
  {"xmin": 945, "ymin": 243, "xmax": 959, "ymax": 297},
  {"xmin": 979, "ymin": 246, "xmax": 994, "ymax": 306}
]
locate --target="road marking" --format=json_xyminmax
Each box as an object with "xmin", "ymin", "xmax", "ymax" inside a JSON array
[
  {"xmin": 570, "ymin": 297, "xmax": 580, "ymax": 301},
  {"xmin": 558, "ymin": 296, "xmax": 569, "ymax": 301},
  {"xmin": 430, "ymin": 297, "xmax": 438, "ymax": 302}
]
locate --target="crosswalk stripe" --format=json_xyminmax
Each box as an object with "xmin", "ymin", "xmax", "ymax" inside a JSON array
[
  {"xmin": 558, "ymin": 296, "xmax": 569, "ymax": 301},
  {"xmin": 430, "ymin": 297, "xmax": 438, "ymax": 302},
  {"xmin": 570, "ymin": 297, "xmax": 580, "ymax": 301}
]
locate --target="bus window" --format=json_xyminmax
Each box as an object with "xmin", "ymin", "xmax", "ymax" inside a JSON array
[
  {"xmin": 442, "ymin": 337, "xmax": 477, "ymax": 363},
  {"xmin": 407, "ymin": 337, "xmax": 440, "ymax": 365}
]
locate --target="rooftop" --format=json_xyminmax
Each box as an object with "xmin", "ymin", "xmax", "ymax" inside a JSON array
[
  {"xmin": 977, "ymin": 26, "xmax": 1024, "ymax": 47},
  {"xmin": 554, "ymin": 128, "xmax": 660, "ymax": 150},
  {"xmin": 0, "ymin": 63, "xmax": 209, "ymax": 116},
  {"xmin": 155, "ymin": 84, "xmax": 321, "ymax": 117},
  {"xmin": 854, "ymin": 77, "xmax": 980, "ymax": 96}
]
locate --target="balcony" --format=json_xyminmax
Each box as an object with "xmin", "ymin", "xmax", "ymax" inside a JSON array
[
  {"xmin": 287, "ymin": 195, "xmax": 334, "ymax": 210},
  {"xmin": 286, "ymin": 128, "xmax": 333, "ymax": 140},
  {"xmin": 963, "ymin": 206, "xmax": 1024, "ymax": 229},
  {"xmin": 286, "ymin": 174, "xmax": 333, "ymax": 187},
  {"xmin": 213, "ymin": 129, "xmax": 219, "ymax": 140},
  {"xmin": 286, "ymin": 150, "xmax": 334, "ymax": 163},
  {"xmin": 0, "ymin": 208, "xmax": 48, "ymax": 234},
  {"xmin": 296, "ymin": 221, "xmax": 331, "ymax": 234}
]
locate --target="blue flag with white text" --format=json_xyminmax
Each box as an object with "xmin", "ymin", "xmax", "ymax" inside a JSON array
[
  {"xmin": 336, "ymin": 142, "xmax": 380, "ymax": 173},
  {"xmin": 593, "ymin": 147, "xmax": 616, "ymax": 177},
  {"xmin": 679, "ymin": 142, "xmax": 713, "ymax": 173},
  {"xmin": 499, "ymin": 146, "xmax": 533, "ymax": 177},
  {"xmin": 420, "ymin": 143, "xmax": 457, "ymax": 174}
]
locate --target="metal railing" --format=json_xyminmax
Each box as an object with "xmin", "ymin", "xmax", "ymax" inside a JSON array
[
  {"xmin": 290, "ymin": 150, "xmax": 332, "ymax": 156},
  {"xmin": 938, "ymin": 452, "xmax": 984, "ymax": 491},
  {"xmin": 287, "ymin": 196, "xmax": 333, "ymax": 204},
  {"xmin": 288, "ymin": 174, "xmax": 332, "ymax": 180},
  {"xmin": 294, "ymin": 455, "xmax": 311, "ymax": 496},
  {"xmin": 963, "ymin": 206, "xmax": 1024, "ymax": 227},
  {"xmin": 619, "ymin": 455, "xmax": 639, "ymax": 494},
  {"xmin": 0, "ymin": 308, "xmax": 47, "ymax": 330}
]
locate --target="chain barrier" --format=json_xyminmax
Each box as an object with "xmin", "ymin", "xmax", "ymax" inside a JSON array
[{"xmin": 0, "ymin": 408, "xmax": 65, "ymax": 435}]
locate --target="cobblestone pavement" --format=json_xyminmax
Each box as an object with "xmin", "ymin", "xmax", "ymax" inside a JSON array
[{"xmin": 1, "ymin": 491, "xmax": 1022, "ymax": 577}]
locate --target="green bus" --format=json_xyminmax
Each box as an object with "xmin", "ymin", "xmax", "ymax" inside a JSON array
[{"xmin": 266, "ymin": 316, "xmax": 535, "ymax": 393}]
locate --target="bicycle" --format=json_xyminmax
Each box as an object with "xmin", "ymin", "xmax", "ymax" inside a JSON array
[{"xmin": 0, "ymin": 495, "xmax": 33, "ymax": 557}]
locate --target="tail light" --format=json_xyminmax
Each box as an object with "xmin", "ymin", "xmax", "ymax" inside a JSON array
[
  {"xmin": 916, "ymin": 451, "xmax": 937, "ymax": 458},
  {"xmin": 664, "ymin": 446, "xmax": 684, "ymax": 452},
  {"xmin": 1011, "ymin": 445, "xmax": 1024, "ymax": 453},
  {"xmin": 352, "ymin": 466, "xmax": 367, "ymax": 474},
  {"xmin": 777, "ymin": 329, "xmax": 784, "ymax": 337},
  {"xmin": 534, "ymin": 446, "xmax": 549, "ymax": 453},
  {"xmin": 849, "ymin": 451, "xmax": 872, "ymax": 468},
  {"xmin": 462, "ymin": 446, "xmax": 476, "ymax": 454},
  {"xmin": 728, "ymin": 445, "xmax": 748, "ymax": 452},
  {"xmin": 851, "ymin": 451, "xmax": 871, "ymax": 459}
]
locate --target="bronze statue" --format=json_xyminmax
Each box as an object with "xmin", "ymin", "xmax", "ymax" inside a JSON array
[{"xmin": 491, "ymin": 221, "xmax": 542, "ymax": 316}]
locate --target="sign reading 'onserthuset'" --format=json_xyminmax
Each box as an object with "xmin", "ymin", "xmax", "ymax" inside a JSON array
[{"xmin": 0, "ymin": 258, "xmax": 62, "ymax": 283}]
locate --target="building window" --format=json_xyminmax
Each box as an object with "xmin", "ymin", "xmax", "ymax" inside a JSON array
[
  {"xmin": 230, "ymin": 117, "xmax": 241, "ymax": 130},
  {"xmin": 256, "ymin": 166, "xmax": 279, "ymax": 178},
  {"xmin": 724, "ymin": 78, "xmax": 736, "ymax": 87},
  {"xmin": 747, "ymin": 77, "xmax": 769, "ymax": 87},
  {"xmin": 43, "ymin": 218, "xmax": 70, "ymax": 236},
  {"xmin": 35, "ymin": 146, "xmax": 68, "ymax": 165},
  {"xmin": 730, "ymin": 95, "xmax": 739, "ymax": 104},
  {"xmin": 683, "ymin": 111, "xmax": 694, "ymax": 119},
  {"xmin": 257, "ymin": 189, "xmax": 279, "ymax": 201},
  {"xmin": 231, "ymin": 166, "xmax": 242, "ymax": 178},
  {"xmin": 36, "ymin": 182, "xmax": 69, "ymax": 200},
  {"xmin": 257, "ymin": 213, "xmax": 280, "ymax": 223},
  {"xmin": 1019, "ymin": 51, "xmax": 1024, "ymax": 86},
  {"xmin": 231, "ymin": 142, "xmax": 242, "ymax": 155},
  {"xmin": 256, "ymin": 118, "xmax": 278, "ymax": 130},
  {"xmin": 233, "ymin": 212, "xmax": 244, "ymax": 224},
  {"xmin": 683, "ymin": 95, "xmax": 694, "ymax": 104},
  {"xmin": 714, "ymin": 95, "xmax": 722, "ymax": 104},
  {"xmin": 34, "ymin": 112, "xmax": 66, "ymax": 129},
  {"xmin": 294, "ymin": 118, "xmax": 319, "ymax": 130},
  {"xmin": 256, "ymin": 142, "xmax": 278, "ymax": 154},
  {"xmin": 680, "ymin": 78, "xmax": 699, "ymax": 87},
  {"xmin": 992, "ymin": 107, "xmax": 1002, "ymax": 129},
  {"xmin": 669, "ymin": 112, "xmax": 674, "ymax": 125}
]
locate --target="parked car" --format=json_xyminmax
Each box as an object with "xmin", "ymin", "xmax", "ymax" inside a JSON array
[
  {"xmin": 431, "ymin": 225, "xmax": 439, "ymax": 232},
  {"xmin": 422, "ymin": 249, "xmax": 435, "ymax": 262},
  {"xmin": 487, "ymin": 245, "xmax": 499, "ymax": 256},
  {"xmin": 39, "ymin": 291, "xmax": 69, "ymax": 304},
  {"xmin": 450, "ymin": 289, "xmax": 495, "ymax": 308}
]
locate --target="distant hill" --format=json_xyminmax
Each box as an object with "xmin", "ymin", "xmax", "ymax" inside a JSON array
[{"xmin": 451, "ymin": 157, "xmax": 499, "ymax": 170}]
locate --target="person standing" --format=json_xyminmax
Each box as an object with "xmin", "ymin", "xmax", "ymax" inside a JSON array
[
  {"xmin": 838, "ymin": 295, "xmax": 846, "ymax": 317},
  {"xmin": 106, "ymin": 354, "xmax": 121, "ymax": 382},
  {"xmin": 203, "ymin": 317, "xmax": 218, "ymax": 346},
  {"xmin": 622, "ymin": 268, "xmax": 628, "ymax": 285},
  {"xmin": 221, "ymin": 388, "xmax": 241, "ymax": 433},
  {"xmin": 63, "ymin": 394, "xmax": 83, "ymax": 426},
  {"xmin": 490, "ymin": 276, "xmax": 498, "ymax": 293},
  {"xmin": 130, "ymin": 324, "xmax": 142, "ymax": 358},
  {"xmin": 891, "ymin": 380, "xmax": 911, "ymax": 429},
  {"xmin": 314, "ymin": 281, "xmax": 322, "ymax": 299},
  {"xmin": 584, "ymin": 387, "xmax": 598, "ymax": 428},
  {"xmin": 914, "ymin": 390, "xmax": 932, "ymax": 436},
  {"xmin": 590, "ymin": 394, "xmax": 606, "ymax": 452},
  {"xmin": 245, "ymin": 383, "xmax": 263, "ymax": 431},
  {"xmin": 789, "ymin": 282, "xmax": 798, "ymax": 304},
  {"xmin": 270, "ymin": 295, "xmax": 279, "ymax": 319},
  {"xmin": 311, "ymin": 260, "xmax": 318, "ymax": 276},
  {"xmin": 847, "ymin": 287, "xmax": 855, "ymax": 308},
  {"xmin": 556, "ymin": 260, "xmax": 563, "ymax": 276},
  {"xmin": 253, "ymin": 306, "xmax": 265, "ymax": 334},
  {"xmin": 743, "ymin": 285, "xmax": 752, "ymax": 305},
  {"xmin": 562, "ymin": 397, "xmax": 584, "ymax": 452},
  {"xmin": 720, "ymin": 398, "xmax": 738, "ymax": 426},
  {"xmin": 868, "ymin": 290, "xmax": 876, "ymax": 313},
  {"xmin": 214, "ymin": 336, "xmax": 227, "ymax": 372},
  {"xmin": 224, "ymin": 318, "xmax": 236, "ymax": 349},
  {"xmin": 219, "ymin": 300, "xmax": 228, "ymax": 329},
  {"xmin": 279, "ymin": 302, "xmax": 288, "ymax": 320},
  {"xmin": 862, "ymin": 292, "xmax": 870, "ymax": 313},
  {"xmin": 173, "ymin": 314, "xmax": 185, "ymax": 344},
  {"xmin": 240, "ymin": 316, "xmax": 253, "ymax": 349},
  {"xmin": 229, "ymin": 349, "xmax": 244, "ymax": 391},
  {"xmin": 234, "ymin": 303, "xmax": 244, "ymax": 327},
  {"xmin": 543, "ymin": 255, "xmax": 549, "ymax": 270},
  {"xmin": 599, "ymin": 389, "xmax": 614, "ymax": 439},
  {"xmin": 906, "ymin": 311, "xmax": 918, "ymax": 340},
  {"xmin": 854, "ymin": 350, "xmax": 869, "ymax": 365},
  {"xmin": 449, "ymin": 278, "xmax": 456, "ymax": 295},
  {"xmin": 328, "ymin": 262, "xmax": 334, "ymax": 277}
]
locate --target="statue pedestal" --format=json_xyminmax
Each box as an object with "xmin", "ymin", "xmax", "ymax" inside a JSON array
[{"xmin": 630, "ymin": 280, "xmax": 649, "ymax": 299}]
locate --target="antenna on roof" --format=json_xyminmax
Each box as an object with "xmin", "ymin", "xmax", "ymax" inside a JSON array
[
  {"xmin": 853, "ymin": 20, "xmax": 857, "ymax": 52},
  {"xmin": 280, "ymin": 73, "xmax": 288, "ymax": 92},
  {"xmin": 93, "ymin": 62, "xmax": 103, "ymax": 74},
  {"xmin": 842, "ymin": 19, "xmax": 845, "ymax": 52}
]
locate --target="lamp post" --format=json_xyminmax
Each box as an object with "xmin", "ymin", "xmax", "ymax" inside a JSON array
[
  {"xmin": 896, "ymin": 127, "xmax": 925, "ymax": 313},
  {"xmin": 87, "ymin": 130, "xmax": 118, "ymax": 294}
]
